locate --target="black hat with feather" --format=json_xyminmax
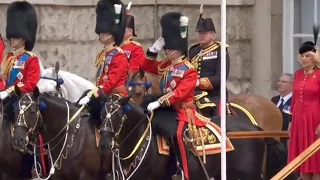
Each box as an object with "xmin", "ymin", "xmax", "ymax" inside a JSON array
[
  {"xmin": 95, "ymin": 0, "xmax": 127, "ymax": 46},
  {"xmin": 196, "ymin": 5, "xmax": 215, "ymax": 33},
  {"xmin": 6, "ymin": 1, "xmax": 38, "ymax": 51},
  {"xmin": 126, "ymin": 2, "xmax": 137, "ymax": 37},
  {"xmin": 299, "ymin": 25, "xmax": 320, "ymax": 54}
]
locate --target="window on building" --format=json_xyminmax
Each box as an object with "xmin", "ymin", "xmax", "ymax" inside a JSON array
[{"xmin": 283, "ymin": 0, "xmax": 319, "ymax": 73}]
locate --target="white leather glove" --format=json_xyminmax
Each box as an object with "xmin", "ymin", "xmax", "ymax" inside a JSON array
[
  {"xmin": 0, "ymin": 91, "xmax": 9, "ymax": 100},
  {"xmin": 147, "ymin": 101, "xmax": 161, "ymax": 112},
  {"xmin": 149, "ymin": 37, "xmax": 165, "ymax": 53},
  {"xmin": 78, "ymin": 95, "xmax": 90, "ymax": 105},
  {"xmin": 196, "ymin": 79, "xmax": 200, "ymax": 87}
]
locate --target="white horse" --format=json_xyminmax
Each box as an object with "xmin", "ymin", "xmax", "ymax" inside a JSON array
[{"xmin": 37, "ymin": 68, "xmax": 95, "ymax": 102}]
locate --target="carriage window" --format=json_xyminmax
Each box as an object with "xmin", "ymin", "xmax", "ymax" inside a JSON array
[{"xmin": 283, "ymin": 0, "xmax": 320, "ymax": 73}]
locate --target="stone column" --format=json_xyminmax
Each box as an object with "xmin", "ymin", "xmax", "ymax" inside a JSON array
[{"xmin": 251, "ymin": 0, "xmax": 273, "ymax": 97}]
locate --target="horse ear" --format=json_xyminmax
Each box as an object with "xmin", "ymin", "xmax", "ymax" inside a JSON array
[
  {"xmin": 139, "ymin": 65, "xmax": 145, "ymax": 78},
  {"xmin": 33, "ymin": 86, "xmax": 40, "ymax": 99},
  {"xmin": 14, "ymin": 85, "xmax": 21, "ymax": 96},
  {"xmin": 111, "ymin": 94, "xmax": 121, "ymax": 102},
  {"xmin": 54, "ymin": 61, "xmax": 60, "ymax": 75},
  {"xmin": 119, "ymin": 93, "xmax": 133, "ymax": 106}
]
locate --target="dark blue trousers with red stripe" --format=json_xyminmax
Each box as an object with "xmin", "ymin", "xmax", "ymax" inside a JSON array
[{"xmin": 173, "ymin": 120, "xmax": 189, "ymax": 180}]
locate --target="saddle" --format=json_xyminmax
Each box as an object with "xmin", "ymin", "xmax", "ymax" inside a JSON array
[
  {"xmin": 193, "ymin": 91, "xmax": 258, "ymax": 126},
  {"xmin": 151, "ymin": 108, "xmax": 234, "ymax": 157}
]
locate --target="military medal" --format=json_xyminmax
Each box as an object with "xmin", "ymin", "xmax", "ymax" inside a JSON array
[
  {"xmin": 17, "ymin": 72, "xmax": 24, "ymax": 87},
  {"xmin": 170, "ymin": 80, "xmax": 176, "ymax": 89},
  {"xmin": 102, "ymin": 75, "xmax": 108, "ymax": 81}
]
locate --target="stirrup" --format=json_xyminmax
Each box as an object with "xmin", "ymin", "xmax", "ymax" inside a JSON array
[
  {"xmin": 172, "ymin": 162, "xmax": 185, "ymax": 180},
  {"xmin": 172, "ymin": 170, "xmax": 185, "ymax": 180}
]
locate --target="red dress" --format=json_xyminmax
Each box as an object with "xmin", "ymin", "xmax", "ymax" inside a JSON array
[{"xmin": 288, "ymin": 68, "xmax": 320, "ymax": 172}]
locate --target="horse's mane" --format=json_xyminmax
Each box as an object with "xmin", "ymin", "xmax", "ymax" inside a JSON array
[
  {"xmin": 39, "ymin": 68, "xmax": 95, "ymax": 102},
  {"xmin": 40, "ymin": 92, "xmax": 79, "ymax": 111}
]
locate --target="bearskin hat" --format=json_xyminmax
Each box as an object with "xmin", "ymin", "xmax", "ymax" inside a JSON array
[
  {"xmin": 95, "ymin": 0, "xmax": 127, "ymax": 46},
  {"xmin": 6, "ymin": 1, "xmax": 38, "ymax": 51},
  {"xmin": 196, "ymin": 5, "xmax": 215, "ymax": 33},
  {"xmin": 160, "ymin": 12, "xmax": 189, "ymax": 56}
]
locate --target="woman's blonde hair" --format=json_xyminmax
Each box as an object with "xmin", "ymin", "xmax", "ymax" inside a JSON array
[{"xmin": 298, "ymin": 49, "xmax": 320, "ymax": 66}]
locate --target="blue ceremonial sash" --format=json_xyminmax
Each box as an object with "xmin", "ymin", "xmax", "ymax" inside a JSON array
[
  {"xmin": 96, "ymin": 48, "xmax": 119, "ymax": 79},
  {"xmin": 159, "ymin": 63, "xmax": 188, "ymax": 93},
  {"xmin": 7, "ymin": 53, "xmax": 29, "ymax": 87}
]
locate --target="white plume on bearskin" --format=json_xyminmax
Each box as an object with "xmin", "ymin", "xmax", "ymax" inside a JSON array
[{"xmin": 95, "ymin": 0, "xmax": 127, "ymax": 46}]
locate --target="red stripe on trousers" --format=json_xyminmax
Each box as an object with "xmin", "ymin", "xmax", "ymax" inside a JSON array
[
  {"xmin": 177, "ymin": 121, "xmax": 189, "ymax": 179},
  {"xmin": 38, "ymin": 134, "xmax": 47, "ymax": 175}
]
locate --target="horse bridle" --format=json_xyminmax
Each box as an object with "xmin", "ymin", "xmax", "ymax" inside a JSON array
[
  {"xmin": 13, "ymin": 93, "xmax": 42, "ymax": 153},
  {"xmin": 102, "ymin": 97, "xmax": 150, "ymax": 153},
  {"xmin": 40, "ymin": 76, "xmax": 64, "ymax": 97},
  {"xmin": 101, "ymin": 98, "xmax": 122, "ymax": 136},
  {"xmin": 126, "ymin": 71, "xmax": 151, "ymax": 92}
]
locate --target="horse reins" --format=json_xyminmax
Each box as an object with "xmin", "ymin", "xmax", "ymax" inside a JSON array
[{"xmin": 106, "ymin": 99, "xmax": 154, "ymax": 161}]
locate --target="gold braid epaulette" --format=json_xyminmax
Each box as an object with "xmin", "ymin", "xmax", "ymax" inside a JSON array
[
  {"xmin": 157, "ymin": 59, "xmax": 170, "ymax": 76},
  {"xmin": 1, "ymin": 54, "xmax": 15, "ymax": 79},
  {"xmin": 94, "ymin": 51, "xmax": 105, "ymax": 68}
]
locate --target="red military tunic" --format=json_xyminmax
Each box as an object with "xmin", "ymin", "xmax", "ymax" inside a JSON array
[
  {"xmin": 0, "ymin": 34, "xmax": 4, "ymax": 64},
  {"xmin": 0, "ymin": 35, "xmax": 5, "ymax": 90},
  {"xmin": 120, "ymin": 38, "xmax": 145, "ymax": 73},
  {"xmin": 95, "ymin": 45, "xmax": 129, "ymax": 96},
  {"xmin": 142, "ymin": 50, "xmax": 208, "ymax": 126},
  {"xmin": 2, "ymin": 48, "xmax": 40, "ymax": 93},
  {"xmin": 288, "ymin": 67, "xmax": 320, "ymax": 172}
]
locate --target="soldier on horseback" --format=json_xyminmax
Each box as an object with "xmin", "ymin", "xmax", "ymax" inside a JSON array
[
  {"xmin": 143, "ymin": 12, "xmax": 208, "ymax": 180},
  {"xmin": 120, "ymin": 2, "xmax": 145, "ymax": 74},
  {"xmin": 78, "ymin": 0, "xmax": 128, "ymax": 106},
  {"xmin": 189, "ymin": 5, "xmax": 230, "ymax": 117},
  {"xmin": 0, "ymin": 1, "xmax": 40, "ymax": 100},
  {"xmin": 0, "ymin": 1, "xmax": 43, "ymax": 178}
]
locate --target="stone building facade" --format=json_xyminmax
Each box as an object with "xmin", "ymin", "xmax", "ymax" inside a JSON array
[{"xmin": 0, "ymin": 0, "xmax": 283, "ymax": 99}]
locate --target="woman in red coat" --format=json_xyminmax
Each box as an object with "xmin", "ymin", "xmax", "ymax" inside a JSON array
[{"xmin": 288, "ymin": 41, "xmax": 320, "ymax": 180}]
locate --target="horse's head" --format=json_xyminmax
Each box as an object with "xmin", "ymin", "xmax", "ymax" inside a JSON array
[
  {"xmin": 38, "ymin": 62, "xmax": 65, "ymax": 98},
  {"xmin": 127, "ymin": 66, "xmax": 152, "ymax": 104},
  {"xmin": 98, "ymin": 90, "xmax": 136, "ymax": 152},
  {"xmin": 11, "ymin": 86, "xmax": 45, "ymax": 153}
]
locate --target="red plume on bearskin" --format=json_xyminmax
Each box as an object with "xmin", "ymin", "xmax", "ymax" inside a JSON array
[
  {"xmin": 6, "ymin": 1, "xmax": 38, "ymax": 51},
  {"xmin": 95, "ymin": 0, "xmax": 127, "ymax": 46}
]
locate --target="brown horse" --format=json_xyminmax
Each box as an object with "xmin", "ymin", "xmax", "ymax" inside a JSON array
[
  {"xmin": 8, "ymin": 86, "xmax": 109, "ymax": 180},
  {"xmin": 127, "ymin": 68, "xmax": 283, "ymax": 137},
  {"xmin": 0, "ymin": 100, "xmax": 28, "ymax": 180},
  {"xmin": 127, "ymin": 67, "xmax": 288, "ymax": 180}
]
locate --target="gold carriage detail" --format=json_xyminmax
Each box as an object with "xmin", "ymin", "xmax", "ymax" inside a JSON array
[{"xmin": 156, "ymin": 121, "xmax": 235, "ymax": 156}]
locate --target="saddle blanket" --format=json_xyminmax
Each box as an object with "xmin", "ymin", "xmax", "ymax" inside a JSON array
[{"xmin": 156, "ymin": 121, "xmax": 234, "ymax": 156}]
